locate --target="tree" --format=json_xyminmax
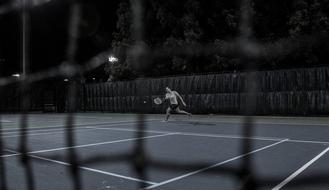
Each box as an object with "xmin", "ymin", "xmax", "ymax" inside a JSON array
[
  {"xmin": 288, "ymin": 0, "xmax": 329, "ymax": 37},
  {"xmin": 109, "ymin": 0, "xmax": 329, "ymax": 80},
  {"xmin": 109, "ymin": 0, "xmax": 136, "ymax": 81}
]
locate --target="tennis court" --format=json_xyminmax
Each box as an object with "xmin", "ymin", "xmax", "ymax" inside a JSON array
[{"xmin": 0, "ymin": 113, "xmax": 328, "ymax": 190}]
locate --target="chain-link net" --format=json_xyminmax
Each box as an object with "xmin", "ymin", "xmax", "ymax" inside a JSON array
[{"xmin": 0, "ymin": 0, "xmax": 328, "ymax": 189}]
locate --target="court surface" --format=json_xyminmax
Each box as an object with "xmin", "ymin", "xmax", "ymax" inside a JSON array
[{"xmin": 0, "ymin": 113, "xmax": 329, "ymax": 190}]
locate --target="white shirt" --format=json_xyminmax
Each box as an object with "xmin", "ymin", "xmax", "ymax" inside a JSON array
[{"xmin": 165, "ymin": 91, "xmax": 178, "ymax": 105}]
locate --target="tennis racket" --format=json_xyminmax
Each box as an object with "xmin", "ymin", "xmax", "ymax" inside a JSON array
[{"xmin": 153, "ymin": 97, "xmax": 163, "ymax": 105}]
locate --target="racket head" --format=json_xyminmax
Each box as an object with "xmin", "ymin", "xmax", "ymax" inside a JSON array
[{"xmin": 153, "ymin": 97, "xmax": 163, "ymax": 105}]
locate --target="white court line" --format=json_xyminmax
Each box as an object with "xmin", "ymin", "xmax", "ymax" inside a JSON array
[
  {"xmin": 1, "ymin": 122, "xmax": 145, "ymax": 137},
  {"xmin": 1, "ymin": 127, "xmax": 90, "ymax": 136},
  {"xmin": 185, "ymin": 119, "xmax": 329, "ymax": 126},
  {"xmin": 1, "ymin": 129, "xmax": 98, "ymax": 139},
  {"xmin": 0, "ymin": 120, "xmax": 12, "ymax": 123},
  {"xmin": 180, "ymin": 134, "xmax": 329, "ymax": 145},
  {"xmin": 4, "ymin": 124, "xmax": 327, "ymax": 144},
  {"xmin": 87, "ymin": 126, "xmax": 286, "ymax": 142},
  {"xmin": 5, "ymin": 149, "xmax": 157, "ymax": 185},
  {"xmin": 288, "ymin": 139, "xmax": 329, "ymax": 145},
  {"xmin": 0, "ymin": 119, "xmax": 159, "ymax": 132},
  {"xmin": 253, "ymin": 122, "xmax": 329, "ymax": 126},
  {"xmin": 89, "ymin": 126, "xmax": 329, "ymax": 145},
  {"xmin": 3, "ymin": 116, "xmax": 329, "ymax": 126},
  {"xmin": 272, "ymin": 147, "xmax": 329, "ymax": 190},
  {"xmin": 143, "ymin": 139, "xmax": 289, "ymax": 190},
  {"xmin": 1, "ymin": 133, "xmax": 178, "ymax": 158},
  {"xmin": 85, "ymin": 127, "xmax": 171, "ymax": 134},
  {"xmin": 0, "ymin": 122, "xmax": 118, "ymax": 131},
  {"xmin": 177, "ymin": 132, "xmax": 284, "ymax": 141}
]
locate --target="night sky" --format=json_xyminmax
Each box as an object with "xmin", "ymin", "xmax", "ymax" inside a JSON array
[
  {"xmin": 1, "ymin": 0, "xmax": 329, "ymax": 80},
  {"xmin": 0, "ymin": 0, "xmax": 120, "ymax": 77}
]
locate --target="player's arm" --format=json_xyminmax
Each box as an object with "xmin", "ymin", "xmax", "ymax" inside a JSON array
[
  {"xmin": 165, "ymin": 93, "xmax": 170, "ymax": 100},
  {"xmin": 174, "ymin": 91, "xmax": 186, "ymax": 106}
]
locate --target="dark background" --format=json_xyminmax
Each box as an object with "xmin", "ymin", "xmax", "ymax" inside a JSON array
[
  {"xmin": 1, "ymin": 0, "xmax": 329, "ymax": 114},
  {"xmin": 0, "ymin": 0, "xmax": 120, "ymax": 79},
  {"xmin": 0, "ymin": 0, "xmax": 329, "ymax": 81}
]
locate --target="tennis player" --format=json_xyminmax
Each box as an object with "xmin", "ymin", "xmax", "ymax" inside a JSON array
[{"xmin": 163, "ymin": 87, "xmax": 191, "ymax": 121}]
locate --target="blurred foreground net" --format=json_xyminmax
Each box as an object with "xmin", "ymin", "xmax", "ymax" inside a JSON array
[{"xmin": 0, "ymin": 0, "xmax": 328, "ymax": 189}]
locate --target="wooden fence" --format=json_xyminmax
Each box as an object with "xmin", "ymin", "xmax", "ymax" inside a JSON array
[{"xmin": 81, "ymin": 67, "xmax": 329, "ymax": 115}]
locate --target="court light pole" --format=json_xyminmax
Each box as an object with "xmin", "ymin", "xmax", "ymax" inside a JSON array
[{"xmin": 21, "ymin": 0, "xmax": 31, "ymax": 78}]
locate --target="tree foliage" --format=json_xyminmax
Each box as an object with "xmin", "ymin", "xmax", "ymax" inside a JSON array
[{"xmin": 108, "ymin": 0, "xmax": 329, "ymax": 80}]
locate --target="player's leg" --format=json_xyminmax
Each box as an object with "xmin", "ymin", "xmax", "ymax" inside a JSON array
[
  {"xmin": 164, "ymin": 107, "xmax": 171, "ymax": 121},
  {"xmin": 176, "ymin": 107, "xmax": 191, "ymax": 116}
]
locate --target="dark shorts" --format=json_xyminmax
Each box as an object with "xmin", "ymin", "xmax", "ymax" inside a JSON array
[{"xmin": 169, "ymin": 104, "xmax": 179, "ymax": 110}]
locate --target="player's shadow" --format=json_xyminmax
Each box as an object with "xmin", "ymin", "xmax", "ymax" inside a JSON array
[{"xmin": 171, "ymin": 121, "xmax": 217, "ymax": 126}]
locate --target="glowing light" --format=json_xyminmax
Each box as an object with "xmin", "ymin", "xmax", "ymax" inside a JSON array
[
  {"xmin": 64, "ymin": 79, "xmax": 69, "ymax": 82},
  {"xmin": 12, "ymin": 73, "xmax": 20, "ymax": 78},
  {"xmin": 108, "ymin": 56, "xmax": 118, "ymax": 63}
]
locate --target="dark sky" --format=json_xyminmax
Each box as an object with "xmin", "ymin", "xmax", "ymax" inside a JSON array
[{"xmin": 0, "ymin": 0, "xmax": 120, "ymax": 77}]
